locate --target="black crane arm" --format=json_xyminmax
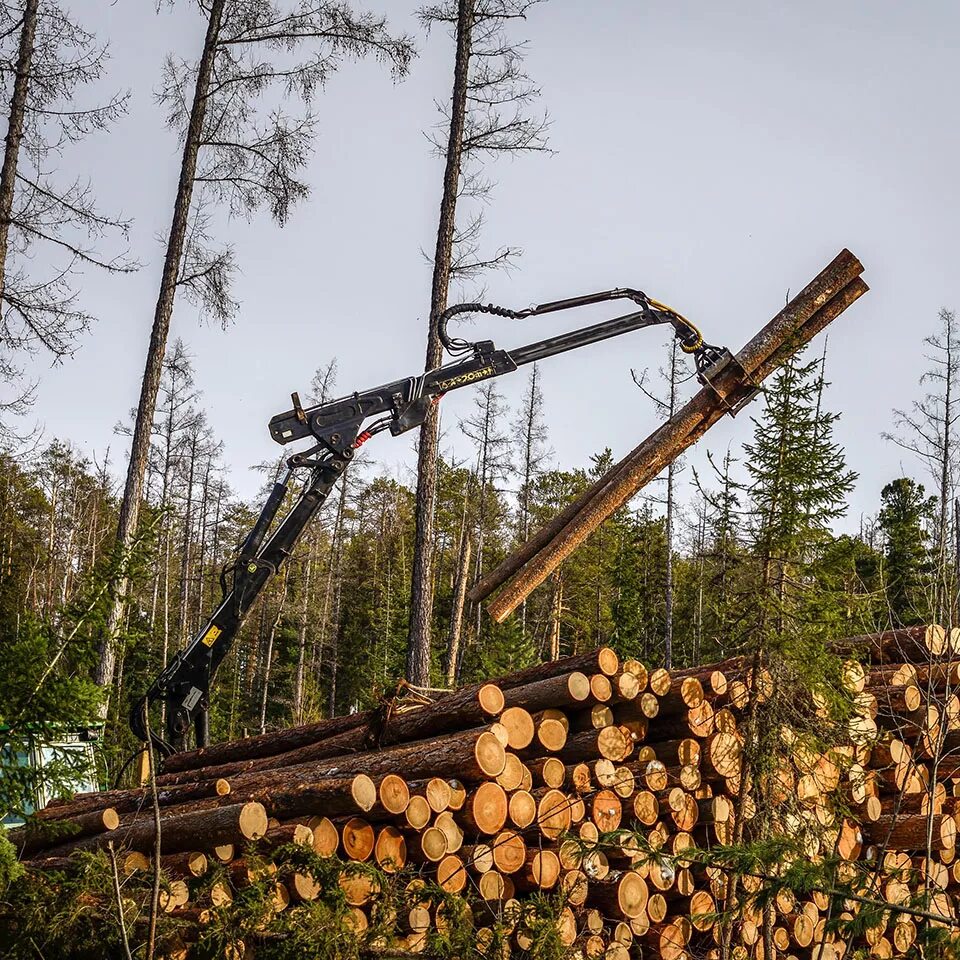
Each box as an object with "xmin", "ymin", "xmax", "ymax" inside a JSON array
[{"xmin": 131, "ymin": 287, "xmax": 729, "ymax": 760}]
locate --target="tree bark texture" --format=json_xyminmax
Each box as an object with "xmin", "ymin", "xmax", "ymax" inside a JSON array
[
  {"xmin": 33, "ymin": 801, "xmax": 267, "ymax": 859},
  {"xmin": 157, "ymin": 684, "xmax": 504, "ymax": 785},
  {"xmin": 33, "ymin": 777, "xmax": 230, "ymax": 821},
  {"xmin": 444, "ymin": 531, "xmax": 472, "ymax": 686},
  {"xmin": 311, "ymin": 726, "xmax": 505, "ymax": 783},
  {"xmin": 480, "ymin": 253, "xmax": 868, "ymax": 621},
  {"xmin": 406, "ymin": 0, "xmax": 476, "ymax": 686}
]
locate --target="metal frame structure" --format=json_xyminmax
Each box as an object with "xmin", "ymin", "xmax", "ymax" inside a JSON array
[{"xmin": 131, "ymin": 288, "xmax": 730, "ymax": 758}]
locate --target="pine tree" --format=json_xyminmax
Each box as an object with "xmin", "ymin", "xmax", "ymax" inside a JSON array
[
  {"xmin": 407, "ymin": 0, "xmax": 549, "ymax": 685},
  {"xmin": 0, "ymin": 1, "xmax": 133, "ymax": 432},
  {"xmin": 692, "ymin": 448, "xmax": 744, "ymax": 661},
  {"xmin": 719, "ymin": 349, "xmax": 857, "ymax": 960},
  {"xmin": 878, "ymin": 477, "xmax": 935, "ymax": 625},
  {"xmin": 513, "ymin": 363, "xmax": 551, "ymax": 545},
  {"xmin": 612, "ymin": 502, "xmax": 668, "ymax": 662},
  {"xmin": 100, "ymin": 1, "xmax": 413, "ymax": 708},
  {"xmin": 744, "ymin": 351, "xmax": 857, "ymax": 638}
]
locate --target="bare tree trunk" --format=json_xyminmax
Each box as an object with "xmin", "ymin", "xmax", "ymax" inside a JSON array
[
  {"xmin": 178, "ymin": 430, "xmax": 198, "ymax": 649},
  {"xmin": 316, "ymin": 474, "xmax": 348, "ymax": 704},
  {"xmin": 955, "ymin": 497, "xmax": 960, "ymax": 625},
  {"xmin": 694, "ymin": 500, "xmax": 705, "ymax": 666},
  {"xmin": 938, "ymin": 319, "xmax": 954, "ymax": 621},
  {"xmin": 293, "ymin": 540, "xmax": 314, "ymax": 722},
  {"xmin": 407, "ymin": 0, "xmax": 475, "ymax": 686},
  {"xmin": 0, "ymin": 0, "xmax": 38, "ymax": 298},
  {"xmin": 663, "ymin": 341, "xmax": 680, "ymax": 668},
  {"xmin": 444, "ymin": 532, "xmax": 472, "ymax": 686},
  {"xmin": 549, "ymin": 575, "xmax": 562, "ymax": 661},
  {"xmin": 44, "ymin": 477, "xmax": 58, "ymax": 617},
  {"xmin": 97, "ymin": 0, "xmax": 225, "ymax": 703},
  {"xmin": 259, "ymin": 572, "xmax": 288, "ymax": 734},
  {"xmin": 518, "ymin": 364, "xmax": 544, "ymax": 642},
  {"xmin": 195, "ymin": 456, "xmax": 212, "ymax": 634}
]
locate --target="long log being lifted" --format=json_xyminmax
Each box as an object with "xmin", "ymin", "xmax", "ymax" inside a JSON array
[{"xmin": 471, "ymin": 249, "xmax": 868, "ymax": 621}]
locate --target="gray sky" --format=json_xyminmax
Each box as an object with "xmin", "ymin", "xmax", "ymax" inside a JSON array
[{"xmin": 19, "ymin": 0, "xmax": 960, "ymax": 530}]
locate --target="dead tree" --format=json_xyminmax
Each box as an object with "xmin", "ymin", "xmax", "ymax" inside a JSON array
[
  {"xmin": 513, "ymin": 363, "xmax": 550, "ymax": 640},
  {"xmin": 885, "ymin": 308, "xmax": 959, "ymax": 623},
  {"xmin": 407, "ymin": 0, "xmax": 549, "ymax": 686},
  {"xmin": 0, "ymin": 0, "xmax": 132, "ymax": 433},
  {"xmin": 97, "ymin": 1, "xmax": 414, "ymax": 705}
]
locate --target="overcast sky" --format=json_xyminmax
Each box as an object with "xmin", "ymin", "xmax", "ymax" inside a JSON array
[{"xmin": 18, "ymin": 0, "xmax": 960, "ymax": 532}]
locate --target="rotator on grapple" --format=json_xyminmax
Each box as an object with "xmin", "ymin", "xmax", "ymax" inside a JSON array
[{"xmin": 131, "ymin": 287, "xmax": 735, "ymax": 760}]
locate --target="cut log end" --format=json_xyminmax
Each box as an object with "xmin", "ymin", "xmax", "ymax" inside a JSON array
[
  {"xmin": 479, "ymin": 683, "xmax": 505, "ymax": 715},
  {"xmin": 475, "ymin": 731, "xmax": 507, "ymax": 777},
  {"xmin": 597, "ymin": 647, "xmax": 620, "ymax": 676},
  {"xmin": 351, "ymin": 774, "xmax": 377, "ymax": 812},
  {"xmin": 491, "ymin": 830, "xmax": 526, "ymax": 874},
  {"xmin": 311, "ymin": 817, "xmax": 338, "ymax": 857},
  {"xmin": 465, "ymin": 781, "xmax": 508, "ymax": 835},
  {"xmin": 378, "ymin": 774, "xmax": 409, "ymax": 815},
  {"xmin": 239, "ymin": 802, "xmax": 268, "ymax": 841},
  {"xmin": 340, "ymin": 817, "xmax": 375, "ymax": 861},
  {"xmin": 404, "ymin": 795, "xmax": 431, "ymax": 830},
  {"xmin": 436, "ymin": 854, "xmax": 466, "ymax": 893},
  {"xmin": 537, "ymin": 788, "xmax": 572, "ymax": 840},
  {"xmin": 536, "ymin": 718, "xmax": 567, "ymax": 752},
  {"xmin": 500, "ymin": 707, "xmax": 535, "ymax": 749},
  {"xmin": 568, "ymin": 671, "xmax": 592, "ymax": 702},
  {"xmin": 425, "ymin": 777, "xmax": 452, "ymax": 812},
  {"xmin": 374, "ymin": 826, "xmax": 406, "ymax": 873}
]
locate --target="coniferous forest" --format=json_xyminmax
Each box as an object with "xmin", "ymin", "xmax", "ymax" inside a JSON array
[
  {"xmin": 0, "ymin": 0, "xmax": 956, "ymax": 798},
  {"xmin": 0, "ymin": 3, "xmax": 958, "ymax": 955},
  {"xmin": 2, "ymin": 311, "xmax": 958, "ymax": 793}
]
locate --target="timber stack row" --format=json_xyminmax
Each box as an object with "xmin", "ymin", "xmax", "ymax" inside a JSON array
[{"xmin": 11, "ymin": 624, "xmax": 960, "ymax": 959}]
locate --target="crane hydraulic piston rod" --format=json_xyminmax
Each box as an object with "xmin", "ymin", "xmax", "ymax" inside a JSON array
[{"xmin": 131, "ymin": 287, "xmax": 735, "ymax": 759}]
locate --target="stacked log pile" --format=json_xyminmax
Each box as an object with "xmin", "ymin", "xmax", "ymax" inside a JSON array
[{"xmin": 12, "ymin": 625, "xmax": 960, "ymax": 958}]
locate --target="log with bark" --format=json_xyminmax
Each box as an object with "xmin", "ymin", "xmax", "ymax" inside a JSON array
[
  {"xmin": 473, "ymin": 250, "xmax": 868, "ymax": 621},
  {"xmin": 34, "ymin": 801, "xmax": 268, "ymax": 859}
]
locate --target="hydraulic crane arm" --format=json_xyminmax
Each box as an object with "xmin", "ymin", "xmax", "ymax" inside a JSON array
[{"xmin": 131, "ymin": 287, "xmax": 731, "ymax": 760}]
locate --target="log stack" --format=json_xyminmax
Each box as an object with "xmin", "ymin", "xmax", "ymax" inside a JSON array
[{"xmin": 12, "ymin": 625, "xmax": 960, "ymax": 958}]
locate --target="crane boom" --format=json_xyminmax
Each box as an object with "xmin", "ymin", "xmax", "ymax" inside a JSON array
[{"xmin": 131, "ymin": 287, "xmax": 729, "ymax": 759}]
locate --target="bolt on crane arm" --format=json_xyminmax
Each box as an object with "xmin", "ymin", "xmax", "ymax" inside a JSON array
[{"xmin": 130, "ymin": 286, "xmax": 728, "ymax": 760}]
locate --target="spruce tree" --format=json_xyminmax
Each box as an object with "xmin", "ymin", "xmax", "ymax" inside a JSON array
[
  {"xmin": 693, "ymin": 448, "xmax": 744, "ymax": 661},
  {"xmin": 611, "ymin": 502, "xmax": 667, "ymax": 662},
  {"xmin": 743, "ymin": 352, "xmax": 857, "ymax": 638},
  {"xmin": 720, "ymin": 350, "xmax": 857, "ymax": 960},
  {"xmin": 877, "ymin": 477, "xmax": 935, "ymax": 625}
]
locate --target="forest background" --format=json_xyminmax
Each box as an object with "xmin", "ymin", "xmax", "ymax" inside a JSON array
[{"xmin": 0, "ymin": 0, "xmax": 957, "ymax": 794}]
